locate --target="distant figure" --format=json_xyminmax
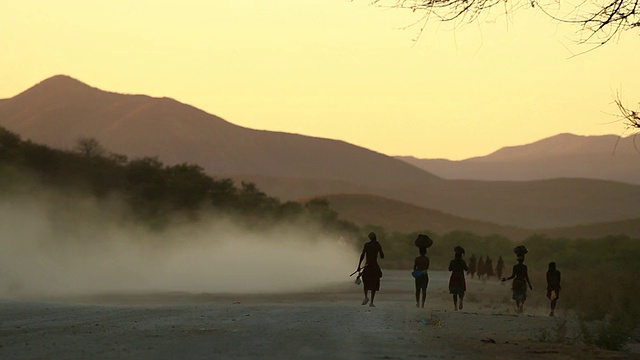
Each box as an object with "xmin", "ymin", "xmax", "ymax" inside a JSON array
[
  {"xmin": 413, "ymin": 247, "xmax": 430, "ymax": 308},
  {"xmin": 485, "ymin": 256, "xmax": 494, "ymax": 279},
  {"xmin": 478, "ymin": 256, "xmax": 484, "ymax": 280},
  {"xmin": 546, "ymin": 262, "xmax": 561, "ymax": 317},
  {"xmin": 358, "ymin": 232, "xmax": 385, "ymax": 307},
  {"xmin": 495, "ymin": 256, "xmax": 505, "ymax": 280},
  {"xmin": 467, "ymin": 254, "xmax": 477, "ymax": 279},
  {"xmin": 502, "ymin": 255, "xmax": 533, "ymax": 313},
  {"xmin": 448, "ymin": 246, "xmax": 468, "ymax": 311}
]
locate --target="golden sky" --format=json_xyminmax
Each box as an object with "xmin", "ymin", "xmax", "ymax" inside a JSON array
[{"xmin": 1, "ymin": 0, "xmax": 638, "ymax": 160}]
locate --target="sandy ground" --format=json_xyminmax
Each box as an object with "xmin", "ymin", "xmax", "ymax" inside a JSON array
[{"xmin": 1, "ymin": 270, "xmax": 638, "ymax": 360}]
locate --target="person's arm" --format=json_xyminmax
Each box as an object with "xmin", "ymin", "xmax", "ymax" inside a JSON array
[
  {"xmin": 425, "ymin": 257, "xmax": 430, "ymax": 271},
  {"xmin": 502, "ymin": 266, "xmax": 516, "ymax": 281},
  {"xmin": 358, "ymin": 247, "xmax": 365, "ymax": 269},
  {"xmin": 379, "ymin": 244, "xmax": 385, "ymax": 259},
  {"xmin": 525, "ymin": 267, "xmax": 533, "ymax": 290},
  {"xmin": 448, "ymin": 260, "xmax": 454, "ymax": 272}
]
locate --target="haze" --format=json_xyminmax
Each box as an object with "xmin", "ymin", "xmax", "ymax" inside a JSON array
[
  {"xmin": 1, "ymin": 1, "xmax": 638, "ymax": 160},
  {"xmin": 0, "ymin": 189, "xmax": 357, "ymax": 297}
]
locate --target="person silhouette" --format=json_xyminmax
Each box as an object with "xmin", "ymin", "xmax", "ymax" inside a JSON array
[
  {"xmin": 546, "ymin": 262, "xmax": 561, "ymax": 317},
  {"xmin": 448, "ymin": 246, "xmax": 468, "ymax": 311},
  {"xmin": 357, "ymin": 232, "xmax": 385, "ymax": 307},
  {"xmin": 413, "ymin": 246, "xmax": 430, "ymax": 308},
  {"xmin": 477, "ymin": 256, "xmax": 485, "ymax": 280},
  {"xmin": 485, "ymin": 256, "xmax": 494, "ymax": 279},
  {"xmin": 502, "ymin": 254, "xmax": 533, "ymax": 313},
  {"xmin": 468, "ymin": 254, "xmax": 477, "ymax": 279}
]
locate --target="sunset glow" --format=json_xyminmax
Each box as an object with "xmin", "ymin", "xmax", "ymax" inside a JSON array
[{"xmin": 1, "ymin": 0, "xmax": 638, "ymax": 159}]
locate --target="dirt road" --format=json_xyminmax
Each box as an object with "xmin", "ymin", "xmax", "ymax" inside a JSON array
[{"xmin": 1, "ymin": 271, "xmax": 637, "ymax": 359}]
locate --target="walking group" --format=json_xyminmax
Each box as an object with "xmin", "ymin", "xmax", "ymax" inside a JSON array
[{"xmin": 354, "ymin": 233, "xmax": 562, "ymax": 316}]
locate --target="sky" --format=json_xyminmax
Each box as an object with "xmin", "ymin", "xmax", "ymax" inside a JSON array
[{"xmin": 1, "ymin": 0, "xmax": 638, "ymax": 160}]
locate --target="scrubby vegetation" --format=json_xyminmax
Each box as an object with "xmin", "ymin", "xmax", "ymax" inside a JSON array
[{"xmin": 0, "ymin": 127, "xmax": 359, "ymax": 238}]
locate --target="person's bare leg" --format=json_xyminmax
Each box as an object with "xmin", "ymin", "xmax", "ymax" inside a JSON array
[
  {"xmin": 420, "ymin": 288, "xmax": 426, "ymax": 308},
  {"xmin": 362, "ymin": 289, "xmax": 369, "ymax": 305},
  {"xmin": 415, "ymin": 287, "xmax": 420, "ymax": 307},
  {"xmin": 453, "ymin": 294, "xmax": 458, "ymax": 311},
  {"xmin": 459, "ymin": 293, "xmax": 464, "ymax": 310},
  {"xmin": 550, "ymin": 299, "xmax": 557, "ymax": 316},
  {"xmin": 369, "ymin": 290, "xmax": 376, "ymax": 307}
]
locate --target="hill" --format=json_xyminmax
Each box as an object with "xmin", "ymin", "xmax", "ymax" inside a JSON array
[
  {"xmin": 397, "ymin": 133, "xmax": 640, "ymax": 184},
  {"xmin": 2, "ymin": 75, "xmax": 640, "ymax": 230},
  {"xmin": 318, "ymin": 193, "xmax": 640, "ymax": 240},
  {"xmin": 0, "ymin": 75, "xmax": 440, "ymax": 191},
  {"xmin": 539, "ymin": 217, "xmax": 640, "ymax": 240},
  {"xmin": 319, "ymin": 194, "xmax": 530, "ymax": 240}
]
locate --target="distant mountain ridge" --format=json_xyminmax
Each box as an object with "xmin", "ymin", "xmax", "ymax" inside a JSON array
[
  {"xmin": 0, "ymin": 75, "xmax": 440, "ymax": 191},
  {"xmin": 320, "ymin": 194, "xmax": 640, "ymax": 240},
  {"xmin": 2, "ymin": 75, "xmax": 639, "ymax": 230},
  {"xmin": 397, "ymin": 133, "xmax": 640, "ymax": 184}
]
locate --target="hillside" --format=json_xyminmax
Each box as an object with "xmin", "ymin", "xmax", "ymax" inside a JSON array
[
  {"xmin": 397, "ymin": 133, "xmax": 640, "ymax": 184},
  {"xmin": 539, "ymin": 217, "xmax": 640, "ymax": 240},
  {"xmin": 319, "ymin": 194, "xmax": 530, "ymax": 240},
  {"xmin": 0, "ymin": 75, "xmax": 440, "ymax": 191},
  {"xmin": 2, "ymin": 75, "xmax": 640, "ymax": 230},
  {"xmin": 239, "ymin": 175, "xmax": 640, "ymax": 229},
  {"xmin": 319, "ymin": 193, "xmax": 640, "ymax": 240}
]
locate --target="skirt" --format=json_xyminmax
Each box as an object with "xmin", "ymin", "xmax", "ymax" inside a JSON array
[
  {"xmin": 449, "ymin": 273, "xmax": 466, "ymax": 294},
  {"xmin": 362, "ymin": 264, "xmax": 382, "ymax": 291},
  {"xmin": 512, "ymin": 279, "xmax": 527, "ymax": 301},
  {"xmin": 547, "ymin": 285, "xmax": 561, "ymax": 300}
]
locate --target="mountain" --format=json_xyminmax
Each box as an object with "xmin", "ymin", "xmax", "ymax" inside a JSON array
[
  {"xmin": 397, "ymin": 133, "xmax": 640, "ymax": 184},
  {"xmin": 2, "ymin": 75, "xmax": 639, "ymax": 230},
  {"xmin": 319, "ymin": 194, "xmax": 531, "ymax": 240},
  {"xmin": 540, "ymin": 217, "xmax": 640, "ymax": 240},
  {"xmin": 320, "ymin": 194, "xmax": 640, "ymax": 240},
  {"xmin": 0, "ymin": 75, "xmax": 440, "ymax": 191}
]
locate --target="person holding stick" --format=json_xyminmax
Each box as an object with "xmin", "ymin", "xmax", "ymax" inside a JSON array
[{"xmin": 357, "ymin": 232, "xmax": 384, "ymax": 307}]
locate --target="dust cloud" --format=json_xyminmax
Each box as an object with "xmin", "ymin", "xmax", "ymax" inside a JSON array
[{"xmin": 0, "ymin": 192, "xmax": 358, "ymax": 298}]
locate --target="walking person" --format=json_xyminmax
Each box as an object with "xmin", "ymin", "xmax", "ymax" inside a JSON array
[
  {"xmin": 546, "ymin": 262, "xmax": 561, "ymax": 317},
  {"xmin": 357, "ymin": 232, "xmax": 385, "ymax": 307},
  {"xmin": 477, "ymin": 256, "xmax": 485, "ymax": 280},
  {"xmin": 413, "ymin": 246, "xmax": 430, "ymax": 308},
  {"xmin": 502, "ymin": 246, "xmax": 533, "ymax": 313},
  {"xmin": 485, "ymin": 256, "xmax": 494, "ymax": 279},
  {"xmin": 468, "ymin": 254, "xmax": 477, "ymax": 279},
  {"xmin": 448, "ymin": 246, "xmax": 468, "ymax": 311}
]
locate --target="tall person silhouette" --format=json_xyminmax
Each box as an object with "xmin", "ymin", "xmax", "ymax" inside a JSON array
[{"xmin": 358, "ymin": 232, "xmax": 385, "ymax": 307}]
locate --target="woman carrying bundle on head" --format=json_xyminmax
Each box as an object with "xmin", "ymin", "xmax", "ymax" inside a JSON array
[
  {"xmin": 502, "ymin": 246, "xmax": 533, "ymax": 314},
  {"xmin": 448, "ymin": 246, "xmax": 468, "ymax": 311},
  {"xmin": 412, "ymin": 234, "xmax": 432, "ymax": 308}
]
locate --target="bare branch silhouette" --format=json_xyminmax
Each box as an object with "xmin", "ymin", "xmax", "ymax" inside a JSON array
[{"xmin": 371, "ymin": 0, "xmax": 640, "ymax": 44}]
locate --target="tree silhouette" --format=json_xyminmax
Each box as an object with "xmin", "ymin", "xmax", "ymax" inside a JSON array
[
  {"xmin": 74, "ymin": 137, "xmax": 106, "ymax": 158},
  {"xmin": 371, "ymin": 0, "xmax": 639, "ymax": 44}
]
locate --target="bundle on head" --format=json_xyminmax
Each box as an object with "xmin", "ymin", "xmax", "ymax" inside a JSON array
[
  {"xmin": 513, "ymin": 245, "xmax": 528, "ymax": 256},
  {"xmin": 454, "ymin": 245, "xmax": 465, "ymax": 256},
  {"xmin": 414, "ymin": 234, "xmax": 433, "ymax": 248}
]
